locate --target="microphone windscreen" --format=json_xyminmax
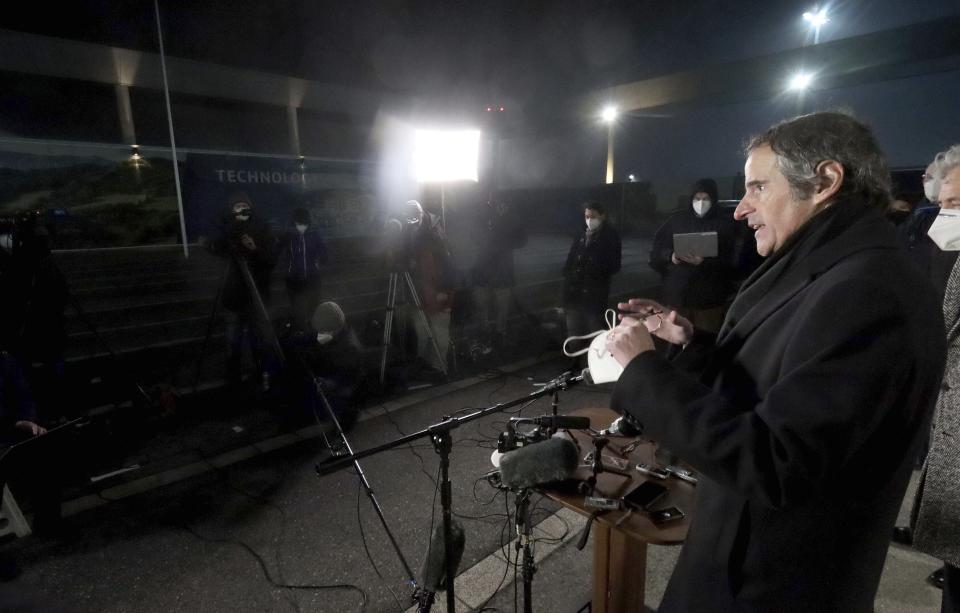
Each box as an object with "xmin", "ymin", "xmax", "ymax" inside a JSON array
[
  {"xmin": 421, "ymin": 519, "xmax": 466, "ymax": 593},
  {"xmin": 499, "ymin": 437, "xmax": 579, "ymax": 489}
]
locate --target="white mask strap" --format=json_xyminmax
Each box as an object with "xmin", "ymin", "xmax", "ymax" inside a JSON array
[{"xmin": 562, "ymin": 309, "xmax": 618, "ymax": 356}]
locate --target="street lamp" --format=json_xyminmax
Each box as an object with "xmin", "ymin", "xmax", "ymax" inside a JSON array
[
  {"xmin": 601, "ymin": 106, "xmax": 618, "ymax": 184},
  {"xmin": 802, "ymin": 7, "xmax": 829, "ymax": 44}
]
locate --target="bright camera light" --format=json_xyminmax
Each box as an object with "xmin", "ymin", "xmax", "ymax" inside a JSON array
[
  {"xmin": 601, "ymin": 106, "xmax": 618, "ymax": 123},
  {"xmin": 413, "ymin": 129, "xmax": 481, "ymax": 182},
  {"xmin": 802, "ymin": 8, "xmax": 829, "ymax": 27},
  {"xmin": 788, "ymin": 72, "xmax": 814, "ymax": 91}
]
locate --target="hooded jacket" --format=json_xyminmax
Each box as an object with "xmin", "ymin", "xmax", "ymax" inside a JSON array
[{"xmin": 649, "ymin": 179, "xmax": 739, "ymax": 309}]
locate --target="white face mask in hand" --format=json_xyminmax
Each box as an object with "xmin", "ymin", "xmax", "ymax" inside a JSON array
[
  {"xmin": 928, "ymin": 209, "xmax": 960, "ymax": 251},
  {"xmin": 562, "ymin": 310, "xmax": 624, "ymax": 384}
]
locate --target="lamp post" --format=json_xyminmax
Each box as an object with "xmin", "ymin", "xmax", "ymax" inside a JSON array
[{"xmin": 602, "ymin": 106, "xmax": 617, "ymax": 185}]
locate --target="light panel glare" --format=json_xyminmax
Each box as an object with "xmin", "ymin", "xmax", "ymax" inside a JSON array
[
  {"xmin": 788, "ymin": 72, "xmax": 813, "ymax": 91},
  {"xmin": 413, "ymin": 129, "xmax": 481, "ymax": 182}
]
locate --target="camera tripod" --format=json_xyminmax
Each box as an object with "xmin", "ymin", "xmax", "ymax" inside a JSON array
[{"xmin": 379, "ymin": 269, "xmax": 449, "ymax": 384}]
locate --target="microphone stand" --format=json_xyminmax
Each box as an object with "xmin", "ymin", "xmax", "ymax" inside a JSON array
[
  {"xmin": 515, "ymin": 488, "xmax": 535, "ymax": 613},
  {"xmin": 296, "ymin": 351, "xmax": 422, "ymax": 607},
  {"xmin": 318, "ymin": 370, "xmax": 584, "ymax": 613}
]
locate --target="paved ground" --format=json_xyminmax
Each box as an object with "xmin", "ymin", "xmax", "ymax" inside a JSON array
[{"xmin": 0, "ymin": 355, "xmax": 948, "ymax": 613}]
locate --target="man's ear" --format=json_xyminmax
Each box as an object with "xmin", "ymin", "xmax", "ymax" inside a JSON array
[{"xmin": 813, "ymin": 160, "xmax": 844, "ymax": 205}]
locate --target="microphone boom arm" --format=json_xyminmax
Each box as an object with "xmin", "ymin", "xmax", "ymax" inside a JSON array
[{"xmin": 316, "ymin": 370, "xmax": 584, "ymax": 613}]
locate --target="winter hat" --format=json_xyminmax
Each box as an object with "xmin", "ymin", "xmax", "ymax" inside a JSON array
[{"xmin": 311, "ymin": 301, "xmax": 346, "ymax": 337}]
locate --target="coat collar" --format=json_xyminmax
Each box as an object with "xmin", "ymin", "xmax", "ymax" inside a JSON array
[{"xmin": 717, "ymin": 200, "xmax": 897, "ymax": 347}]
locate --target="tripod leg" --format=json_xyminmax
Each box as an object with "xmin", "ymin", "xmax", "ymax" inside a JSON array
[
  {"xmin": 402, "ymin": 272, "xmax": 448, "ymax": 378},
  {"xmin": 380, "ymin": 273, "xmax": 398, "ymax": 384}
]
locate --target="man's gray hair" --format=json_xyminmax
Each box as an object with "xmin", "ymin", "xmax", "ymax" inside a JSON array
[
  {"xmin": 746, "ymin": 111, "xmax": 891, "ymax": 210},
  {"xmin": 938, "ymin": 145, "xmax": 960, "ymax": 179}
]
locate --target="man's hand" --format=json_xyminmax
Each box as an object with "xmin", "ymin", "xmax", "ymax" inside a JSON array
[
  {"xmin": 240, "ymin": 234, "xmax": 257, "ymax": 251},
  {"xmin": 617, "ymin": 299, "xmax": 694, "ymax": 346},
  {"xmin": 606, "ymin": 317, "xmax": 655, "ymax": 366},
  {"xmin": 14, "ymin": 420, "xmax": 46, "ymax": 436},
  {"xmin": 671, "ymin": 252, "xmax": 703, "ymax": 265}
]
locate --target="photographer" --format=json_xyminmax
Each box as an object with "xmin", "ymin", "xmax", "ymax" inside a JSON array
[
  {"xmin": 397, "ymin": 200, "xmax": 456, "ymax": 375},
  {"xmin": 0, "ymin": 209, "xmax": 68, "ymax": 418},
  {"xmin": 207, "ymin": 192, "xmax": 278, "ymax": 390}
]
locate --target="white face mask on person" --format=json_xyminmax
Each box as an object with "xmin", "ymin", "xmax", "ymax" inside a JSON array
[
  {"xmin": 692, "ymin": 199, "xmax": 712, "ymax": 217},
  {"xmin": 295, "ymin": 223, "xmax": 308, "ymax": 234},
  {"xmin": 562, "ymin": 310, "xmax": 624, "ymax": 384},
  {"xmin": 927, "ymin": 209, "xmax": 960, "ymax": 250},
  {"xmin": 586, "ymin": 218, "xmax": 602, "ymax": 231}
]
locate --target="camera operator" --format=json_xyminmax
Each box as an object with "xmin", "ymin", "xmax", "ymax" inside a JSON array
[
  {"xmin": 207, "ymin": 192, "xmax": 278, "ymax": 391},
  {"xmin": 0, "ymin": 209, "xmax": 68, "ymax": 419},
  {"xmin": 397, "ymin": 199, "xmax": 456, "ymax": 375}
]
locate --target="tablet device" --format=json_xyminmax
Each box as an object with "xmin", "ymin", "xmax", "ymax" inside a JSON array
[{"xmin": 673, "ymin": 232, "xmax": 718, "ymax": 258}]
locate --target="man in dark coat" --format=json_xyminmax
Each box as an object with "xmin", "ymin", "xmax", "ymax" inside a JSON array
[
  {"xmin": 562, "ymin": 201, "xmax": 621, "ymax": 342},
  {"xmin": 649, "ymin": 178, "xmax": 740, "ymax": 332},
  {"xmin": 897, "ymin": 152, "xmax": 951, "ymax": 299},
  {"xmin": 208, "ymin": 192, "xmax": 278, "ymax": 388},
  {"xmin": 606, "ymin": 112, "xmax": 945, "ymax": 612}
]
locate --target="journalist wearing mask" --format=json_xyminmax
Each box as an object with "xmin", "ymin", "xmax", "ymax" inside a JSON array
[
  {"xmin": 910, "ymin": 143, "xmax": 960, "ymax": 613},
  {"xmin": 649, "ymin": 178, "xmax": 740, "ymax": 333},
  {"xmin": 562, "ymin": 202, "xmax": 621, "ymax": 346},
  {"xmin": 605, "ymin": 112, "xmax": 945, "ymax": 612}
]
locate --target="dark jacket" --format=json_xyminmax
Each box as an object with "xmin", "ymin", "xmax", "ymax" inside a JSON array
[
  {"xmin": 210, "ymin": 216, "xmax": 277, "ymax": 312},
  {"xmin": 402, "ymin": 213, "xmax": 457, "ymax": 313},
  {"xmin": 562, "ymin": 223, "xmax": 621, "ymax": 307},
  {"xmin": 474, "ymin": 209, "xmax": 527, "ymax": 288},
  {"xmin": 896, "ymin": 203, "xmax": 956, "ymax": 298},
  {"xmin": 0, "ymin": 352, "xmax": 37, "ymax": 445},
  {"xmin": 282, "ymin": 228, "xmax": 327, "ymax": 284},
  {"xmin": 649, "ymin": 200, "xmax": 739, "ymax": 309},
  {"xmin": 613, "ymin": 200, "xmax": 945, "ymax": 612}
]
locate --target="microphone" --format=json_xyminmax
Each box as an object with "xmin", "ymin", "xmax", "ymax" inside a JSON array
[
  {"xmin": 580, "ymin": 368, "xmax": 595, "ymax": 385},
  {"xmin": 499, "ymin": 437, "xmax": 579, "ymax": 489},
  {"xmin": 598, "ymin": 415, "xmax": 643, "ymax": 437},
  {"xmin": 421, "ymin": 519, "xmax": 466, "ymax": 593},
  {"xmin": 512, "ymin": 415, "xmax": 591, "ymax": 430}
]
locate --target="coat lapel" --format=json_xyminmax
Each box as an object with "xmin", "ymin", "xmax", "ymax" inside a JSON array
[{"xmin": 718, "ymin": 207, "xmax": 898, "ymax": 349}]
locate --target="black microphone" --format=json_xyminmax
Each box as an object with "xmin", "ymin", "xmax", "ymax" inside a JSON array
[
  {"xmin": 598, "ymin": 415, "xmax": 643, "ymax": 437},
  {"xmin": 514, "ymin": 415, "xmax": 591, "ymax": 430},
  {"xmin": 580, "ymin": 368, "xmax": 596, "ymax": 385},
  {"xmin": 421, "ymin": 519, "xmax": 466, "ymax": 593},
  {"xmin": 499, "ymin": 437, "xmax": 579, "ymax": 489}
]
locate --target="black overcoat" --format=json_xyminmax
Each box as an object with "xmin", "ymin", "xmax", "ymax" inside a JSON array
[{"xmin": 612, "ymin": 201, "xmax": 945, "ymax": 612}]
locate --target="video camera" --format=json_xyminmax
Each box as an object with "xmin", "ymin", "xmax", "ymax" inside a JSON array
[{"xmin": 0, "ymin": 208, "xmax": 48, "ymax": 256}]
